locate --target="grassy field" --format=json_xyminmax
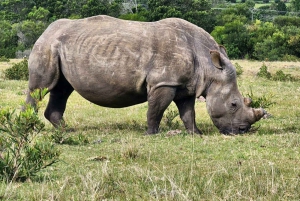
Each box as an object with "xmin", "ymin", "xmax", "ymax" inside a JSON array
[{"xmin": 0, "ymin": 59, "xmax": 300, "ymax": 200}]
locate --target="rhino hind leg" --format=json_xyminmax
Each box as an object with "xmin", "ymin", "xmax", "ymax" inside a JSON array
[
  {"xmin": 44, "ymin": 75, "xmax": 74, "ymax": 128},
  {"xmin": 174, "ymin": 97, "xmax": 202, "ymax": 134},
  {"xmin": 146, "ymin": 86, "xmax": 177, "ymax": 134}
]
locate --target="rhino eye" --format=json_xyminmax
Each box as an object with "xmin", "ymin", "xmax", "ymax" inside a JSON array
[{"xmin": 231, "ymin": 102, "xmax": 237, "ymax": 107}]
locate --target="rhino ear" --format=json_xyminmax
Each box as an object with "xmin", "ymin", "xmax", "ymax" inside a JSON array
[
  {"xmin": 219, "ymin": 45, "xmax": 228, "ymax": 58},
  {"xmin": 210, "ymin": 50, "xmax": 223, "ymax": 69}
]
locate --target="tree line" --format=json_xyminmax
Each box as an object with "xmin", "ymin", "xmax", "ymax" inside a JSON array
[{"xmin": 0, "ymin": 0, "xmax": 300, "ymax": 60}]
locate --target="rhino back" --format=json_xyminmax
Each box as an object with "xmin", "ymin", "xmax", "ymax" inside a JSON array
[{"xmin": 32, "ymin": 15, "xmax": 219, "ymax": 107}]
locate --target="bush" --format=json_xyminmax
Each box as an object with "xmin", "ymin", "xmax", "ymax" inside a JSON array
[
  {"xmin": 274, "ymin": 16, "xmax": 300, "ymax": 27},
  {"xmin": 0, "ymin": 56, "xmax": 10, "ymax": 62},
  {"xmin": 163, "ymin": 108, "xmax": 180, "ymax": 130},
  {"xmin": 272, "ymin": 70, "xmax": 295, "ymax": 81},
  {"xmin": 256, "ymin": 63, "xmax": 298, "ymax": 81},
  {"xmin": 0, "ymin": 88, "xmax": 60, "ymax": 182},
  {"xmin": 257, "ymin": 63, "xmax": 272, "ymax": 79},
  {"xmin": 51, "ymin": 127, "xmax": 89, "ymax": 145},
  {"xmin": 281, "ymin": 54, "xmax": 300, "ymax": 62},
  {"xmin": 246, "ymin": 88, "xmax": 275, "ymax": 109},
  {"xmin": 234, "ymin": 62, "xmax": 243, "ymax": 76},
  {"xmin": 4, "ymin": 58, "xmax": 28, "ymax": 80}
]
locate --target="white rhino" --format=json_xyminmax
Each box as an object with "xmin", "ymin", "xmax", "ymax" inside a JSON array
[{"xmin": 26, "ymin": 15, "xmax": 265, "ymax": 134}]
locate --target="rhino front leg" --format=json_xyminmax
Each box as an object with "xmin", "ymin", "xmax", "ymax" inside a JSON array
[
  {"xmin": 174, "ymin": 97, "xmax": 202, "ymax": 134},
  {"xmin": 146, "ymin": 86, "xmax": 176, "ymax": 134}
]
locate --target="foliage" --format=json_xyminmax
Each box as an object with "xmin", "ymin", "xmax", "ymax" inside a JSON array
[
  {"xmin": 290, "ymin": 0, "xmax": 300, "ymax": 11},
  {"xmin": 0, "ymin": 0, "xmax": 299, "ymax": 60},
  {"xmin": 81, "ymin": 0, "xmax": 122, "ymax": 18},
  {"xmin": 0, "ymin": 56, "xmax": 10, "ymax": 62},
  {"xmin": 146, "ymin": 0, "xmax": 216, "ymax": 32},
  {"xmin": 246, "ymin": 88, "xmax": 275, "ymax": 109},
  {"xmin": 212, "ymin": 18, "xmax": 251, "ymax": 59},
  {"xmin": 0, "ymin": 20, "xmax": 18, "ymax": 58},
  {"xmin": 257, "ymin": 63, "xmax": 298, "ymax": 81},
  {"xmin": 50, "ymin": 127, "xmax": 89, "ymax": 145},
  {"xmin": 257, "ymin": 63, "xmax": 272, "ymax": 79},
  {"xmin": 4, "ymin": 58, "xmax": 28, "ymax": 80},
  {"xmin": 272, "ymin": 70, "xmax": 296, "ymax": 81},
  {"xmin": 234, "ymin": 62, "xmax": 243, "ymax": 76},
  {"xmin": 163, "ymin": 108, "xmax": 180, "ymax": 130},
  {"xmin": 0, "ymin": 88, "xmax": 60, "ymax": 182}
]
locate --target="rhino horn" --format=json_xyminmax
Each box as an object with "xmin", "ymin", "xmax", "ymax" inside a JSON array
[
  {"xmin": 244, "ymin": 97, "xmax": 252, "ymax": 107},
  {"xmin": 253, "ymin": 108, "xmax": 266, "ymax": 121},
  {"xmin": 210, "ymin": 50, "xmax": 223, "ymax": 69}
]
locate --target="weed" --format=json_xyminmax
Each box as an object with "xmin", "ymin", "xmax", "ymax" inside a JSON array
[
  {"xmin": 272, "ymin": 70, "xmax": 295, "ymax": 81},
  {"xmin": 163, "ymin": 108, "xmax": 180, "ymax": 130},
  {"xmin": 257, "ymin": 63, "xmax": 298, "ymax": 82},
  {"xmin": 246, "ymin": 88, "xmax": 275, "ymax": 109},
  {"xmin": 234, "ymin": 62, "xmax": 243, "ymax": 76},
  {"xmin": 257, "ymin": 63, "xmax": 272, "ymax": 79},
  {"xmin": 50, "ymin": 127, "xmax": 89, "ymax": 145}
]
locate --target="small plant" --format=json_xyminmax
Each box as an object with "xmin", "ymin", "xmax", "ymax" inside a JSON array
[
  {"xmin": 272, "ymin": 70, "xmax": 295, "ymax": 81},
  {"xmin": 51, "ymin": 127, "xmax": 89, "ymax": 145},
  {"xmin": 257, "ymin": 63, "xmax": 272, "ymax": 79},
  {"xmin": 0, "ymin": 56, "xmax": 10, "ymax": 62},
  {"xmin": 163, "ymin": 108, "xmax": 180, "ymax": 130},
  {"xmin": 246, "ymin": 88, "xmax": 275, "ymax": 109},
  {"xmin": 4, "ymin": 58, "xmax": 28, "ymax": 80},
  {"xmin": 0, "ymin": 88, "xmax": 60, "ymax": 182},
  {"xmin": 234, "ymin": 62, "xmax": 243, "ymax": 76}
]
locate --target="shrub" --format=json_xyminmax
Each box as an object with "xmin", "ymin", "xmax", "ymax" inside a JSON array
[
  {"xmin": 163, "ymin": 108, "xmax": 180, "ymax": 130},
  {"xmin": 257, "ymin": 63, "xmax": 272, "ymax": 79},
  {"xmin": 0, "ymin": 88, "xmax": 60, "ymax": 182},
  {"xmin": 272, "ymin": 70, "xmax": 296, "ymax": 81},
  {"xmin": 274, "ymin": 16, "xmax": 300, "ymax": 27},
  {"xmin": 246, "ymin": 88, "xmax": 275, "ymax": 109},
  {"xmin": 51, "ymin": 127, "xmax": 89, "ymax": 145},
  {"xmin": 281, "ymin": 54, "xmax": 300, "ymax": 62},
  {"xmin": 4, "ymin": 58, "xmax": 28, "ymax": 80},
  {"xmin": 0, "ymin": 56, "xmax": 9, "ymax": 62},
  {"xmin": 234, "ymin": 62, "xmax": 243, "ymax": 76}
]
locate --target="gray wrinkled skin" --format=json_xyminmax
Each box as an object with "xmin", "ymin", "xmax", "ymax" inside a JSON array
[{"xmin": 26, "ymin": 15, "xmax": 265, "ymax": 134}]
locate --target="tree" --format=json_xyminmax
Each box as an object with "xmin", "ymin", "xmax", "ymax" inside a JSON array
[
  {"xmin": 211, "ymin": 18, "xmax": 251, "ymax": 58},
  {"xmin": 277, "ymin": 2, "xmax": 287, "ymax": 14},
  {"xmin": 290, "ymin": 0, "xmax": 300, "ymax": 11},
  {"xmin": 0, "ymin": 0, "xmax": 35, "ymax": 22},
  {"xmin": 146, "ymin": 0, "xmax": 215, "ymax": 32},
  {"xmin": 14, "ymin": 20, "xmax": 47, "ymax": 50},
  {"xmin": 27, "ymin": 6, "xmax": 50, "ymax": 22},
  {"xmin": 81, "ymin": 0, "xmax": 122, "ymax": 18},
  {"xmin": 216, "ymin": 3, "xmax": 252, "ymax": 26},
  {"xmin": 0, "ymin": 20, "xmax": 18, "ymax": 57}
]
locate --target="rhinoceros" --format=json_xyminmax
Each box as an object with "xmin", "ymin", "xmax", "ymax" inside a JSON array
[{"xmin": 26, "ymin": 15, "xmax": 265, "ymax": 134}]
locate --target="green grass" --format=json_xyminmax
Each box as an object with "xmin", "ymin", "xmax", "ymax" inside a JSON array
[{"xmin": 0, "ymin": 60, "xmax": 300, "ymax": 200}]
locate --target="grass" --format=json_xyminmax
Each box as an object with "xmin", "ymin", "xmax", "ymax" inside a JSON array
[{"xmin": 0, "ymin": 59, "xmax": 300, "ymax": 200}]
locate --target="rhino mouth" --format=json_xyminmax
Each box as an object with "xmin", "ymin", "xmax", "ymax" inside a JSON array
[{"xmin": 220, "ymin": 125, "xmax": 251, "ymax": 135}]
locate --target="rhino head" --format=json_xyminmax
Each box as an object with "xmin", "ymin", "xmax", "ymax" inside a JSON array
[{"xmin": 204, "ymin": 50, "xmax": 266, "ymax": 134}]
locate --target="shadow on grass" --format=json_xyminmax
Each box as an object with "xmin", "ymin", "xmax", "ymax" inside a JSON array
[{"xmin": 60, "ymin": 121, "xmax": 219, "ymax": 136}]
